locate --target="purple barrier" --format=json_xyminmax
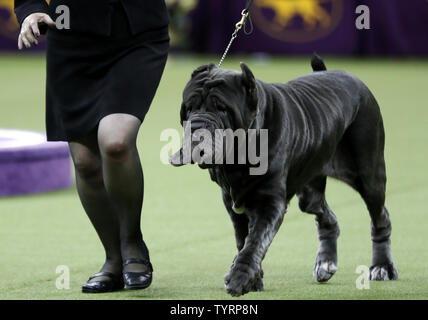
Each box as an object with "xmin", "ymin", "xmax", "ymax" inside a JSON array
[{"xmin": 0, "ymin": 130, "xmax": 72, "ymax": 197}]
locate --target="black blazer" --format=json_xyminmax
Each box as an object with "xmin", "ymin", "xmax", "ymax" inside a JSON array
[{"xmin": 14, "ymin": 0, "xmax": 169, "ymax": 36}]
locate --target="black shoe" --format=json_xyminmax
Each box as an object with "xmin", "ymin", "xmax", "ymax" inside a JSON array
[
  {"xmin": 82, "ymin": 271, "xmax": 124, "ymax": 293},
  {"xmin": 123, "ymin": 258, "xmax": 153, "ymax": 290}
]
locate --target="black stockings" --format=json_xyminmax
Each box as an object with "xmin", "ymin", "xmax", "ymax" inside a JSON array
[{"xmin": 69, "ymin": 113, "xmax": 149, "ymax": 279}]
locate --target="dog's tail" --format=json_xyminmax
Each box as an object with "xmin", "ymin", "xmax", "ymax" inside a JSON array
[{"xmin": 311, "ymin": 53, "xmax": 327, "ymax": 72}]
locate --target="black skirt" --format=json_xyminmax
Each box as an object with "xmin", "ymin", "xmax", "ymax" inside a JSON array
[{"xmin": 45, "ymin": 2, "xmax": 169, "ymax": 141}]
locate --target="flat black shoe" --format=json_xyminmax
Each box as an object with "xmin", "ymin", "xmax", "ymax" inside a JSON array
[
  {"xmin": 123, "ymin": 258, "xmax": 153, "ymax": 290},
  {"xmin": 82, "ymin": 271, "xmax": 124, "ymax": 293}
]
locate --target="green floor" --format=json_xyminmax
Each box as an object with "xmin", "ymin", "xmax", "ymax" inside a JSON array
[{"xmin": 0, "ymin": 54, "xmax": 427, "ymax": 299}]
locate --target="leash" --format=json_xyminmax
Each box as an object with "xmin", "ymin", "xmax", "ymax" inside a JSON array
[{"xmin": 218, "ymin": 0, "xmax": 254, "ymax": 67}]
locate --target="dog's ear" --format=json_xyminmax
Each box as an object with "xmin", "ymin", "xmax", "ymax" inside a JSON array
[
  {"xmin": 240, "ymin": 62, "xmax": 258, "ymax": 110},
  {"xmin": 192, "ymin": 63, "xmax": 216, "ymax": 79},
  {"xmin": 240, "ymin": 62, "xmax": 255, "ymax": 90}
]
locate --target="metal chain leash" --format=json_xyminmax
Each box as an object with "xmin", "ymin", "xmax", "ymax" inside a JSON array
[{"xmin": 218, "ymin": 0, "xmax": 254, "ymax": 67}]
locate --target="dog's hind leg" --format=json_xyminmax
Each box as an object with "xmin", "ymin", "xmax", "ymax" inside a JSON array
[
  {"xmin": 357, "ymin": 174, "xmax": 398, "ymax": 280},
  {"xmin": 346, "ymin": 151, "xmax": 398, "ymax": 280},
  {"xmin": 331, "ymin": 96, "xmax": 398, "ymax": 280},
  {"xmin": 335, "ymin": 157, "xmax": 398, "ymax": 280},
  {"xmin": 298, "ymin": 176, "xmax": 340, "ymax": 282}
]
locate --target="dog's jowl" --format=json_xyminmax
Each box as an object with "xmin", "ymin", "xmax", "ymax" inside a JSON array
[{"xmin": 170, "ymin": 55, "xmax": 398, "ymax": 296}]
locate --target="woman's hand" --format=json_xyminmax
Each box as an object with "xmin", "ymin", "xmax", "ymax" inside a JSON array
[{"xmin": 18, "ymin": 13, "xmax": 56, "ymax": 50}]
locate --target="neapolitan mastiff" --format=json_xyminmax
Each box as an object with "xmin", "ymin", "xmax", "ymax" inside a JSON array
[{"xmin": 170, "ymin": 56, "xmax": 398, "ymax": 296}]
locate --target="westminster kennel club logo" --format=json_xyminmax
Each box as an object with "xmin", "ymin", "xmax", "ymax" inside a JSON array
[{"xmin": 253, "ymin": 0, "xmax": 344, "ymax": 43}]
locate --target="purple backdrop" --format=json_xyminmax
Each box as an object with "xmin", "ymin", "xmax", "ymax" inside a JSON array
[
  {"xmin": 0, "ymin": 0, "xmax": 46, "ymax": 51},
  {"xmin": 1, "ymin": 0, "xmax": 427, "ymax": 54},
  {"xmin": 190, "ymin": 0, "xmax": 428, "ymax": 55}
]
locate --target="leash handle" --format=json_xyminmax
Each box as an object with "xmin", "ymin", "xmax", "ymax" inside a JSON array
[
  {"xmin": 218, "ymin": 0, "xmax": 254, "ymax": 67},
  {"xmin": 244, "ymin": 0, "xmax": 254, "ymax": 13},
  {"xmin": 242, "ymin": 0, "xmax": 254, "ymax": 35}
]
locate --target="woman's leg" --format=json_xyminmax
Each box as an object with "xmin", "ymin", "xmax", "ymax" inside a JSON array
[
  {"xmin": 69, "ymin": 131, "xmax": 123, "ymax": 279},
  {"xmin": 97, "ymin": 113, "xmax": 149, "ymax": 272}
]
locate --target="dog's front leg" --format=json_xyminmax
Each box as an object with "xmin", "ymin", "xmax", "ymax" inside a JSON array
[{"xmin": 224, "ymin": 195, "xmax": 285, "ymax": 296}]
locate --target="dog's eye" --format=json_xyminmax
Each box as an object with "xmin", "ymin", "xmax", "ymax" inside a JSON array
[{"xmin": 188, "ymin": 95, "xmax": 201, "ymax": 107}]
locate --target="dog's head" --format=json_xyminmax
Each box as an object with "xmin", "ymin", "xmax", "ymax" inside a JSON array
[{"xmin": 169, "ymin": 62, "xmax": 259, "ymax": 168}]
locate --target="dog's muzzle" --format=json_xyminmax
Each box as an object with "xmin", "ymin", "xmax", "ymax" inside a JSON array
[{"xmin": 169, "ymin": 113, "xmax": 224, "ymax": 168}]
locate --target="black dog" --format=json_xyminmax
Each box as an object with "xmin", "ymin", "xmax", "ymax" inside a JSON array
[{"xmin": 170, "ymin": 56, "xmax": 398, "ymax": 296}]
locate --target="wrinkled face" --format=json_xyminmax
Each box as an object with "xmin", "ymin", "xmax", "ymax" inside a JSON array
[{"xmin": 169, "ymin": 63, "xmax": 259, "ymax": 168}]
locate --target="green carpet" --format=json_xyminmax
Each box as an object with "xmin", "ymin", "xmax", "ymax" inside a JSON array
[{"xmin": 0, "ymin": 53, "xmax": 427, "ymax": 299}]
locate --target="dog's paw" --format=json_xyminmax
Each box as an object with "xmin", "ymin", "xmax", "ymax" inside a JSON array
[
  {"xmin": 313, "ymin": 260, "xmax": 337, "ymax": 283},
  {"xmin": 369, "ymin": 263, "xmax": 398, "ymax": 281},
  {"xmin": 224, "ymin": 264, "xmax": 263, "ymax": 297},
  {"xmin": 251, "ymin": 269, "xmax": 264, "ymax": 292}
]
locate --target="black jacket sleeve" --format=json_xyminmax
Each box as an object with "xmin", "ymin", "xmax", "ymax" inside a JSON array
[{"xmin": 14, "ymin": 0, "xmax": 49, "ymax": 26}]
